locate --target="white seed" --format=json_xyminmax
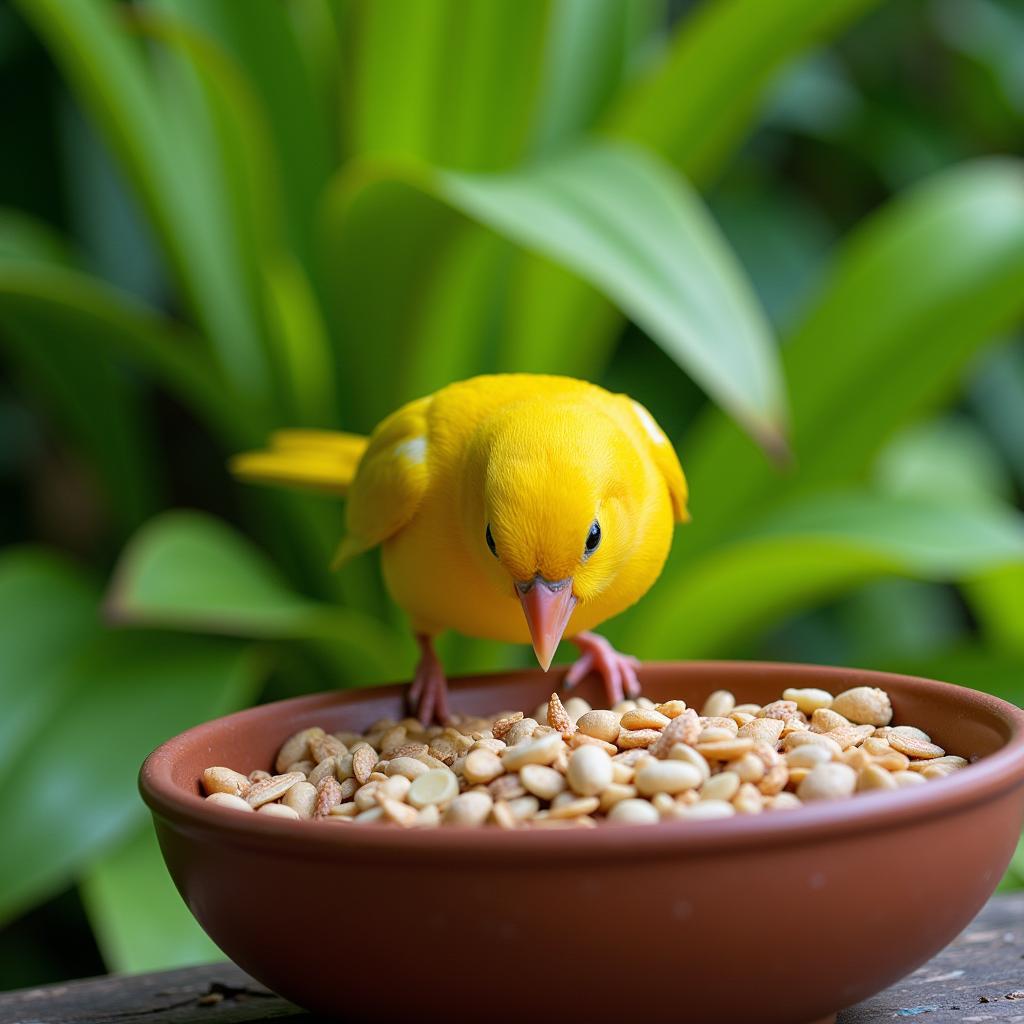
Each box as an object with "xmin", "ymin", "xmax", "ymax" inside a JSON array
[
  {"xmin": 607, "ymin": 798, "xmax": 660, "ymax": 825},
  {"xmin": 507, "ymin": 795, "xmax": 540, "ymax": 820},
  {"xmin": 258, "ymin": 802, "xmax": 300, "ymax": 820},
  {"xmin": 520, "ymin": 764, "xmax": 567, "ymax": 801},
  {"xmin": 782, "ymin": 687, "xmax": 834, "ymax": 714},
  {"xmin": 204, "ymin": 792, "xmax": 253, "ymax": 812},
  {"xmin": 463, "ymin": 748, "xmax": 504, "ymax": 785},
  {"xmin": 275, "ymin": 727, "xmax": 324, "ymax": 773},
  {"xmin": 282, "ymin": 780, "xmax": 317, "ymax": 818},
  {"xmin": 786, "ymin": 745, "xmax": 834, "ymax": 769},
  {"xmin": 443, "ymin": 791, "xmax": 493, "ymax": 826},
  {"xmin": 668, "ymin": 743, "xmax": 711, "ymax": 782},
  {"xmin": 563, "ymin": 697, "xmax": 592, "ymax": 724},
  {"xmin": 892, "ymin": 770, "xmax": 928, "ymax": 788},
  {"xmin": 674, "ymin": 799, "xmax": 735, "ymax": 820},
  {"xmin": 701, "ymin": 690, "xmax": 735, "ymax": 718},
  {"xmin": 797, "ymin": 763, "xmax": 857, "ymax": 801},
  {"xmin": 500, "ymin": 730, "xmax": 564, "ymax": 771},
  {"xmin": 386, "ymin": 756, "xmax": 430, "ymax": 780},
  {"xmin": 635, "ymin": 759, "xmax": 703, "ymax": 796},
  {"xmin": 700, "ymin": 771, "xmax": 740, "ymax": 802},
  {"xmin": 407, "ymin": 768, "xmax": 459, "ymax": 808},
  {"xmin": 831, "ymin": 686, "xmax": 893, "ymax": 727},
  {"xmin": 566, "ymin": 745, "xmax": 614, "ymax": 797}
]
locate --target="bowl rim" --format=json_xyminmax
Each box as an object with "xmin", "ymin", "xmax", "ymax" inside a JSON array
[{"xmin": 140, "ymin": 660, "xmax": 1024, "ymax": 862}]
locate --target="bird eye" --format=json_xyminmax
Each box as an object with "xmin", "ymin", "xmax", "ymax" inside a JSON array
[
  {"xmin": 583, "ymin": 520, "xmax": 601, "ymax": 558},
  {"xmin": 485, "ymin": 523, "xmax": 498, "ymax": 557}
]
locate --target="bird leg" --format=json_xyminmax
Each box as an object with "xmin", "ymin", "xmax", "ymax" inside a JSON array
[
  {"xmin": 407, "ymin": 634, "xmax": 450, "ymax": 725},
  {"xmin": 563, "ymin": 631, "xmax": 642, "ymax": 705}
]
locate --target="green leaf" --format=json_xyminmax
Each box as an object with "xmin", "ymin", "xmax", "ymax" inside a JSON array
[
  {"xmin": 604, "ymin": 0, "xmax": 882, "ymax": 182},
  {"xmin": 0, "ymin": 550, "xmax": 98, "ymax": 781},
  {"xmin": 0, "ymin": 263, "xmax": 246, "ymax": 446},
  {"xmin": 324, "ymin": 142, "xmax": 788, "ymax": 447},
  {"xmin": 619, "ymin": 491, "xmax": 1024, "ymax": 657},
  {"xmin": 675, "ymin": 159, "xmax": 1024, "ymax": 559},
  {"xmin": 346, "ymin": 0, "xmax": 551, "ymax": 171},
  {"xmin": 106, "ymin": 511, "xmax": 407, "ymax": 679},
  {"xmin": 530, "ymin": 0, "xmax": 664, "ymax": 157},
  {"xmin": 0, "ymin": 633, "xmax": 262, "ymax": 925},
  {"xmin": 80, "ymin": 825, "xmax": 224, "ymax": 973},
  {"xmin": 15, "ymin": 0, "xmax": 274, "ymax": 404},
  {"xmin": 436, "ymin": 143, "xmax": 787, "ymax": 448}
]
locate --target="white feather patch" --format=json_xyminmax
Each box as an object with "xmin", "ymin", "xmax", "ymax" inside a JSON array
[
  {"xmin": 630, "ymin": 400, "xmax": 667, "ymax": 445},
  {"xmin": 394, "ymin": 436, "xmax": 427, "ymax": 464}
]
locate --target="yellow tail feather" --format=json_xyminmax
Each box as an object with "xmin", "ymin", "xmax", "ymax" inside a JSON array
[{"xmin": 229, "ymin": 430, "xmax": 368, "ymax": 496}]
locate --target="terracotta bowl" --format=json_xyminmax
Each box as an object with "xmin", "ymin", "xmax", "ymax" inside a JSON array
[{"xmin": 140, "ymin": 662, "xmax": 1024, "ymax": 1024}]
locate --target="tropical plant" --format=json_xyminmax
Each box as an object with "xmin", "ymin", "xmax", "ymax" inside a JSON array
[{"xmin": 1, "ymin": 0, "xmax": 1023, "ymax": 982}]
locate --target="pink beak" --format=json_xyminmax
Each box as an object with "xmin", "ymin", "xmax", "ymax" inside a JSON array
[{"xmin": 517, "ymin": 576, "xmax": 577, "ymax": 671}]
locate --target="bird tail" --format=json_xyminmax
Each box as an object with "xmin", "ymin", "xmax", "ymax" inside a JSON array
[{"xmin": 229, "ymin": 430, "xmax": 369, "ymax": 496}]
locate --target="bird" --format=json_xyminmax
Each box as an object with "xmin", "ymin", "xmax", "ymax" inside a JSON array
[{"xmin": 231, "ymin": 374, "xmax": 688, "ymax": 723}]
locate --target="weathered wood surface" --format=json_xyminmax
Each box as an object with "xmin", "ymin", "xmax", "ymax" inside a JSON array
[{"xmin": 1, "ymin": 894, "xmax": 1022, "ymax": 1023}]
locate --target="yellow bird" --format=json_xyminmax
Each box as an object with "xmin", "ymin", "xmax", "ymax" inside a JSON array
[{"xmin": 231, "ymin": 374, "xmax": 688, "ymax": 722}]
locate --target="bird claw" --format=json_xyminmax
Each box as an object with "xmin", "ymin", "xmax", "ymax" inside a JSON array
[
  {"xmin": 564, "ymin": 632, "xmax": 642, "ymax": 705},
  {"xmin": 409, "ymin": 635, "xmax": 450, "ymax": 725}
]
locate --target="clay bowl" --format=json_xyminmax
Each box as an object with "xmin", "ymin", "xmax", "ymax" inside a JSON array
[{"xmin": 140, "ymin": 661, "xmax": 1024, "ymax": 1024}]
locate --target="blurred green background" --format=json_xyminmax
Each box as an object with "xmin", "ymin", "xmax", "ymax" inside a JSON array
[{"xmin": 2, "ymin": 0, "xmax": 1024, "ymax": 990}]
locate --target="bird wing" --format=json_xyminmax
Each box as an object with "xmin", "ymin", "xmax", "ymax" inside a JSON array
[
  {"xmin": 229, "ymin": 430, "xmax": 369, "ymax": 496},
  {"xmin": 623, "ymin": 398, "xmax": 689, "ymax": 522},
  {"xmin": 332, "ymin": 396, "xmax": 432, "ymax": 567}
]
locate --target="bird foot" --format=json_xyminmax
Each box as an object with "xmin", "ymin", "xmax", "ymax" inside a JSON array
[
  {"xmin": 563, "ymin": 631, "xmax": 642, "ymax": 705},
  {"xmin": 408, "ymin": 635, "xmax": 450, "ymax": 725}
]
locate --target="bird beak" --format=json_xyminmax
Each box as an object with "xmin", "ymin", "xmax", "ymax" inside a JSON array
[{"xmin": 517, "ymin": 576, "xmax": 577, "ymax": 672}]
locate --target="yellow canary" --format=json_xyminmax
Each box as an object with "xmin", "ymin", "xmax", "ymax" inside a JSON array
[{"xmin": 231, "ymin": 374, "xmax": 688, "ymax": 722}]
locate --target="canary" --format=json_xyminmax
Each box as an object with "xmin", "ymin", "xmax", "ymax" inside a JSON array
[{"xmin": 231, "ymin": 374, "xmax": 688, "ymax": 723}]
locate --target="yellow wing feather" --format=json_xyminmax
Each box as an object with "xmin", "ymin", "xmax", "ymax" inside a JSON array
[
  {"xmin": 624, "ymin": 398, "xmax": 689, "ymax": 522},
  {"xmin": 229, "ymin": 430, "xmax": 368, "ymax": 496},
  {"xmin": 331, "ymin": 396, "xmax": 432, "ymax": 568}
]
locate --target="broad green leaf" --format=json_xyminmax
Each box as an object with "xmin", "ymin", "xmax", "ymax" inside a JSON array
[
  {"xmin": 873, "ymin": 416, "xmax": 1014, "ymax": 506},
  {"xmin": 346, "ymin": 0, "xmax": 551, "ymax": 171},
  {"xmin": 496, "ymin": 0, "xmax": 879, "ymax": 425},
  {"xmin": 159, "ymin": 0, "xmax": 332, "ymax": 273},
  {"xmin": 106, "ymin": 511, "xmax": 407, "ymax": 679},
  {"xmin": 0, "ymin": 208, "xmax": 75, "ymax": 267},
  {"xmin": 0, "ymin": 264, "xmax": 246, "ymax": 446},
  {"xmin": 16, "ymin": 0, "xmax": 273, "ymax": 404},
  {"xmin": 0, "ymin": 550, "xmax": 97, "ymax": 780},
  {"xmin": 969, "ymin": 341, "xmax": 1024, "ymax": 489},
  {"xmin": 530, "ymin": 0, "xmax": 664, "ymax": 157},
  {"xmin": 604, "ymin": 0, "xmax": 882, "ymax": 182},
  {"xmin": 0, "ymin": 633, "xmax": 262, "ymax": 925},
  {"xmin": 673, "ymin": 158, "xmax": 1024, "ymax": 564},
  {"xmin": 436, "ymin": 143, "xmax": 787, "ymax": 448},
  {"xmin": 80, "ymin": 826, "xmax": 224, "ymax": 973},
  {"xmin": 966, "ymin": 565, "xmax": 1024, "ymax": 654},
  {"xmin": 619, "ymin": 491, "xmax": 1024, "ymax": 657},
  {"xmin": 323, "ymin": 143, "xmax": 787, "ymax": 445}
]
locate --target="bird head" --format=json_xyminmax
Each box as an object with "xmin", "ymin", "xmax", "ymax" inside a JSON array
[{"xmin": 465, "ymin": 401, "xmax": 650, "ymax": 671}]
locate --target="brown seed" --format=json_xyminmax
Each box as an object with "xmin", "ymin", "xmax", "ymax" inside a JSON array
[
  {"xmin": 352, "ymin": 745, "xmax": 377, "ymax": 785},
  {"xmin": 757, "ymin": 700, "xmax": 799, "ymax": 721},
  {"xmin": 886, "ymin": 732, "xmax": 945, "ymax": 760},
  {"xmin": 309, "ymin": 734, "xmax": 347, "ymax": 763},
  {"xmin": 547, "ymin": 693, "xmax": 575, "ymax": 738},
  {"xmin": 737, "ymin": 718, "xmax": 784, "ymax": 746},
  {"xmin": 314, "ymin": 776, "xmax": 342, "ymax": 817},
  {"xmin": 246, "ymin": 772, "xmax": 305, "ymax": 808},
  {"xmin": 491, "ymin": 712, "xmax": 524, "ymax": 741},
  {"xmin": 651, "ymin": 709, "xmax": 701, "ymax": 758}
]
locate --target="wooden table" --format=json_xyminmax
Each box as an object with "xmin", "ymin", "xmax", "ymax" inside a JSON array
[{"xmin": 2, "ymin": 894, "xmax": 1022, "ymax": 1023}]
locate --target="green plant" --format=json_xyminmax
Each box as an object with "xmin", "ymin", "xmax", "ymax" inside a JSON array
[{"xmin": 1, "ymin": 0, "xmax": 1023, "ymax": 979}]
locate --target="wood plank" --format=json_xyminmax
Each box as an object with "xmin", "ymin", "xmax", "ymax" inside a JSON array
[{"xmin": 1, "ymin": 895, "xmax": 1022, "ymax": 1023}]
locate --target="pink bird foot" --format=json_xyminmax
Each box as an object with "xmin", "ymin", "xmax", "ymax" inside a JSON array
[
  {"xmin": 408, "ymin": 634, "xmax": 450, "ymax": 725},
  {"xmin": 563, "ymin": 631, "xmax": 642, "ymax": 705}
]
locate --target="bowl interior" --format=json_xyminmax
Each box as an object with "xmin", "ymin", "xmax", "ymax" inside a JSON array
[{"xmin": 151, "ymin": 660, "xmax": 1020, "ymax": 804}]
